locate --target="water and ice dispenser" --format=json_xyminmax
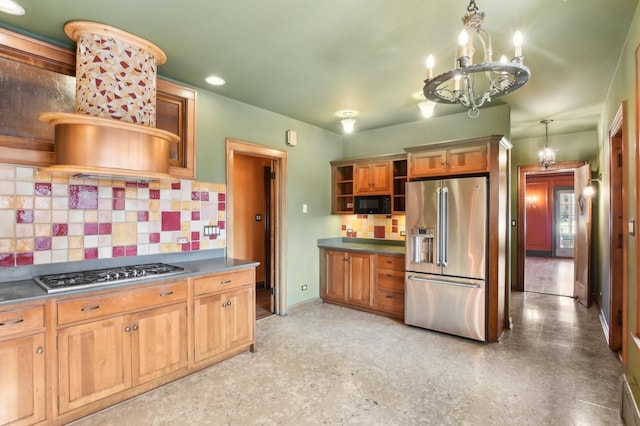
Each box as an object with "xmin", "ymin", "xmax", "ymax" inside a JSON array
[{"xmin": 411, "ymin": 228, "xmax": 434, "ymax": 264}]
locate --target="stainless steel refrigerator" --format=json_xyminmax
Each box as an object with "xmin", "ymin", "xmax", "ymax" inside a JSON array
[{"xmin": 404, "ymin": 177, "xmax": 487, "ymax": 341}]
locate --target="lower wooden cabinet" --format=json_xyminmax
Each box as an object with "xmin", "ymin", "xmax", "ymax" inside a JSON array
[
  {"xmin": 0, "ymin": 304, "xmax": 46, "ymax": 426},
  {"xmin": 320, "ymin": 249, "xmax": 404, "ymax": 319}
]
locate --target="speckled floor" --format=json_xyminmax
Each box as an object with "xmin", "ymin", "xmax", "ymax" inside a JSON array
[{"xmin": 71, "ymin": 292, "xmax": 623, "ymax": 426}]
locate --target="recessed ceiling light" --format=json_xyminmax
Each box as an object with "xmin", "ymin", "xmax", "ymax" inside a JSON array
[
  {"xmin": 0, "ymin": 0, "xmax": 25, "ymax": 15},
  {"xmin": 205, "ymin": 75, "xmax": 226, "ymax": 86}
]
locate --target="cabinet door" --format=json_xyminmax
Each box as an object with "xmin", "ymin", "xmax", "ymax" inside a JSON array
[
  {"xmin": 322, "ymin": 250, "xmax": 347, "ymax": 301},
  {"xmin": 409, "ymin": 149, "xmax": 447, "ymax": 177},
  {"xmin": 58, "ymin": 316, "xmax": 132, "ymax": 413},
  {"xmin": 355, "ymin": 162, "xmax": 391, "ymax": 194},
  {"xmin": 447, "ymin": 144, "xmax": 488, "ymax": 174},
  {"xmin": 131, "ymin": 303, "xmax": 188, "ymax": 386},
  {"xmin": 0, "ymin": 334, "xmax": 46, "ymax": 426},
  {"xmin": 347, "ymin": 252, "xmax": 374, "ymax": 307},
  {"xmin": 224, "ymin": 286, "xmax": 255, "ymax": 350},
  {"xmin": 193, "ymin": 293, "xmax": 226, "ymax": 363}
]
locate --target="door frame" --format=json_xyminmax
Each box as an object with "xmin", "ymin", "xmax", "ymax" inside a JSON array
[
  {"xmin": 226, "ymin": 138, "xmax": 288, "ymax": 315},
  {"xmin": 516, "ymin": 160, "xmax": 586, "ymax": 292},
  {"xmin": 608, "ymin": 102, "xmax": 627, "ymax": 358}
]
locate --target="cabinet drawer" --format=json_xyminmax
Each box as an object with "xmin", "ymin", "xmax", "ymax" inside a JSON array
[
  {"xmin": 193, "ymin": 269, "xmax": 254, "ymax": 296},
  {"xmin": 57, "ymin": 280, "xmax": 187, "ymax": 325},
  {"xmin": 377, "ymin": 290, "xmax": 404, "ymax": 316},
  {"xmin": 0, "ymin": 305, "xmax": 44, "ymax": 339},
  {"xmin": 378, "ymin": 255, "xmax": 405, "ymax": 271},
  {"xmin": 377, "ymin": 268, "xmax": 405, "ymax": 292}
]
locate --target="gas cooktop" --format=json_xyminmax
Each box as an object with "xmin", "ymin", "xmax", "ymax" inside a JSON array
[{"xmin": 34, "ymin": 263, "xmax": 185, "ymax": 293}]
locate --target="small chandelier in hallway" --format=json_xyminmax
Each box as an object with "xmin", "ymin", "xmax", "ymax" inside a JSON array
[{"xmin": 538, "ymin": 119, "xmax": 556, "ymax": 169}]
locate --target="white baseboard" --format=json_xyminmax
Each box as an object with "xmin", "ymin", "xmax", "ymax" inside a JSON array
[{"xmin": 622, "ymin": 374, "xmax": 640, "ymax": 426}]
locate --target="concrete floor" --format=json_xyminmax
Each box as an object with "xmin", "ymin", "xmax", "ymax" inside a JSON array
[{"xmin": 72, "ymin": 292, "xmax": 623, "ymax": 426}]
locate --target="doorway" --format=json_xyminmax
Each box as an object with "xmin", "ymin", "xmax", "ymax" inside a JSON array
[
  {"xmin": 226, "ymin": 139, "xmax": 288, "ymax": 317},
  {"xmin": 516, "ymin": 161, "xmax": 589, "ymax": 299}
]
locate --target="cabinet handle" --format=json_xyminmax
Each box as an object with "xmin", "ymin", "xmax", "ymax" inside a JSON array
[
  {"xmin": 132, "ymin": 325, "xmax": 139, "ymax": 331},
  {"xmin": 220, "ymin": 280, "xmax": 232, "ymax": 284},
  {"xmin": 222, "ymin": 301, "xmax": 232, "ymax": 307},
  {"xmin": 386, "ymin": 274, "xmax": 393, "ymax": 277},
  {"xmin": 36, "ymin": 347, "xmax": 44, "ymax": 355},
  {"xmin": 81, "ymin": 305, "xmax": 100, "ymax": 312},
  {"xmin": 159, "ymin": 290, "xmax": 174, "ymax": 297},
  {"xmin": 0, "ymin": 318, "xmax": 24, "ymax": 326},
  {"xmin": 386, "ymin": 261, "xmax": 394, "ymax": 264},
  {"xmin": 124, "ymin": 326, "xmax": 131, "ymax": 332},
  {"xmin": 386, "ymin": 294, "xmax": 394, "ymax": 299},
  {"xmin": 227, "ymin": 301, "xmax": 232, "ymax": 307}
]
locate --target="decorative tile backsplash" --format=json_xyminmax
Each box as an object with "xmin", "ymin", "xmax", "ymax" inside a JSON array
[
  {"xmin": 341, "ymin": 214, "xmax": 405, "ymax": 240},
  {"xmin": 0, "ymin": 165, "xmax": 225, "ymax": 268}
]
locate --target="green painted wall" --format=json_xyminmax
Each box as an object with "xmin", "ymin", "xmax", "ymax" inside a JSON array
[
  {"xmin": 189, "ymin": 86, "xmax": 343, "ymax": 307},
  {"xmin": 600, "ymin": 3, "xmax": 640, "ymax": 381}
]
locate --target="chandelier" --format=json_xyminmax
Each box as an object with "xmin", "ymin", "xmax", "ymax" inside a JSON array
[
  {"xmin": 538, "ymin": 119, "xmax": 556, "ymax": 168},
  {"xmin": 423, "ymin": 0, "xmax": 530, "ymax": 118}
]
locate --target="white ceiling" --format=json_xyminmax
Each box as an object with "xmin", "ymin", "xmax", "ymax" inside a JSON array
[{"xmin": 0, "ymin": 0, "xmax": 637, "ymax": 139}]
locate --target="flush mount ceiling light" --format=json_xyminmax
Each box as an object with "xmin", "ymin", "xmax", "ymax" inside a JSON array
[
  {"xmin": 422, "ymin": 0, "xmax": 530, "ymax": 118},
  {"xmin": 336, "ymin": 109, "xmax": 359, "ymax": 134},
  {"xmin": 538, "ymin": 119, "xmax": 557, "ymax": 169},
  {"xmin": 205, "ymin": 75, "xmax": 226, "ymax": 86},
  {"xmin": 0, "ymin": 0, "xmax": 25, "ymax": 15}
]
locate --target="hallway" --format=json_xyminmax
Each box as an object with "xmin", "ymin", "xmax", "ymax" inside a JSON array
[
  {"xmin": 72, "ymin": 292, "xmax": 623, "ymax": 425},
  {"xmin": 525, "ymin": 256, "xmax": 574, "ymax": 297}
]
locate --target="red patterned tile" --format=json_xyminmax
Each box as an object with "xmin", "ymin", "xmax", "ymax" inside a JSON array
[
  {"xmin": 201, "ymin": 192, "xmax": 209, "ymax": 201},
  {"xmin": 181, "ymin": 243, "xmax": 190, "ymax": 252},
  {"xmin": 150, "ymin": 189, "xmax": 160, "ymax": 199},
  {"xmin": 191, "ymin": 231, "xmax": 200, "ymax": 241},
  {"xmin": 191, "ymin": 241, "xmax": 200, "ymax": 251},
  {"xmin": 191, "ymin": 211, "xmax": 200, "ymax": 220},
  {"xmin": 16, "ymin": 252, "xmax": 33, "ymax": 266},
  {"xmin": 84, "ymin": 248, "xmax": 98, "ymax": 260},
  {"xmin": 16, "ymin": 210, "xmax": 34, "ymax": 223},
  {"xmin": 52, "ymin": 224, "xmax": 68, "ymax": 236},
  {"xmin": 374, "ymin": 226, "xmax": 385, "ymax": 239},
  {"xmin": 113, "ymin": 246, "xmax": 125, "ymax": 257},
  {"xmin": 113, "ymin": 199, "xmax": 125, "ymax": 210},
  {"xmin": 0, "ymin": 253, "xmax": 14, "ymax": 268},
  {"xmin": 99, "ymin": 223, "xmax": 112, "ymax": 234},
  {"xmin": 218, "ymin": 193, "xmax": 225, "ymax": 202},
  {"xmin": 341, "ymin": 225, "xmax": 347, "ymax": 230},
  {"xmin": 149, "ymin": 232, "xmax": 160, "ymax": 243},
  {"xmin": 392, "ymin": 219, "xmax": 398, "ymax": 226},
  {"xmin": 137, "ymin": 183, "xmax": 149, "ymax": 189},
  {"xmin": 84, "ymin": 223, "xmax": 98, "ymax": 235},
  {"xmin": 35, "ymin": 237, "xmax": 51, "ymax": 251},
  {"xmin": 191, "ymin": 191, "xmax": 200, "ymax": 201},
  {"xmin": 392, "ymin": 226, "xmax": 398, "ymax": 233},
  {"xmin": 125, "ymin": 245, "xmax": 137, "ymax": 256},
  {"xmin": 171, "ymin": 182, "xmax": 181, "ymax": 190},
  {"xmin": 35, "ymin": 182, "xmax": 52, "ymax": 196},
  {"xmin": 218, "ymin": 203, "xmax": 225, "ymax": 211},
  {"xmin": 161, "ymin": 211, "xmax": 181, "ymax": 231},
  {"xmin": 69, "ymin": 185, "xmax": 98, "ymax": 209},
  {"xmin": 137, "ymin": 211, "xmax": 149, "ymax": 221},
  {"xmin": 218, "ymin": 220, "xmax": 225, "ymax": 230},
  {"xmin": 113, "ymin": 187, "xmax": 125, "ymax": 198}
]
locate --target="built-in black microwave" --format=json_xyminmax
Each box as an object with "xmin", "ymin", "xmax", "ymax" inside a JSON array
[{"xmin": 354, "ymin": 195, "xmax": 391, "ymax": 215}]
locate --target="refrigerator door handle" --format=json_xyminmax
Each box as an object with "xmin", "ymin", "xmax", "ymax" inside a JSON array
[
  {"xmin": 436, "ymin": 187, "xmax": 442, "ymax": 266},
  {"xmin": 441, "ymin": 186, "xmax": 449, "ymax": 267},
  {"xmin": 407, "ymin": 275, "xmax": 482, "ymax": 289}
]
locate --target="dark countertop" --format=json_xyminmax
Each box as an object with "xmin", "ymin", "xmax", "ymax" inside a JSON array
[
  {"xmin": 317, "ymin": 237, "xmax": 405, "ymax": 255},
  {"xmin": 0, "ymin": 257, "xmax": 259, "ymax": 307}
]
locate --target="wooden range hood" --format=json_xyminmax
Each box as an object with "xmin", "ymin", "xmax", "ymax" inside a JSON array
[{"xmin": 39, "ymin": 21, "xmax": 178, "ymax": 182}]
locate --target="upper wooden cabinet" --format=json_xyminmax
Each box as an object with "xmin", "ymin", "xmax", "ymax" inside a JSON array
[
  {"xmin": 0, "ymin": 27, "xmax": 196, "ymax": 179},
  {"xmin": 407, "ymin": 141, "xmax": 488, "ymax": 178},
  {"xmin": 354, "ymin": 161, "xmax": 391, "ymax": 194},
  {"xmin": 330, "ymin": 154, "xmax": 406, "ymax": 214}
]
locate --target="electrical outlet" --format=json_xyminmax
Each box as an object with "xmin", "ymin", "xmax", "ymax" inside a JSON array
[
  {"xmin": 177, "ymin": 237, "xmax": 188, "ymax": 244},
  {"xmin": 301, "ymin": 284, "xmax": 308, "ymax": 291},
  {"xmin": 400, "ymin": 231, "xmax": 406, "ymax": 236}
]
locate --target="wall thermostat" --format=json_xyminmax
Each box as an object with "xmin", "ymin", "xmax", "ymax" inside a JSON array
[{"xmin": 286, "ymin": 129, "xmax": 297, "ymax": 146}]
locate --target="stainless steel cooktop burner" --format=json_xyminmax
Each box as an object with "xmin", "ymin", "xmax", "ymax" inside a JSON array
[{"xmin": 34, "ymin": 263, "xmax": 185, "ymax": 293}]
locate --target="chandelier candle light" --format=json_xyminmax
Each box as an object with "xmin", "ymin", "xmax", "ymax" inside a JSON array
[{"xmin": 423, "ymin": 0, "xmax": 530, "ymax": 118}]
